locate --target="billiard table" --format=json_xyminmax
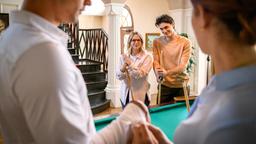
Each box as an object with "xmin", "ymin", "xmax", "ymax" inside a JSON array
[{"xmin": 94, "ymin": 102, "xmax": 191, "ymax": 141}]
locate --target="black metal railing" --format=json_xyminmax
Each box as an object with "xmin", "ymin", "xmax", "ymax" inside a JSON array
[
  {"xmin": 59, "ymin": 24, "xmax": 108, "ymax": 72},
  {"xmin": 78, "ymin": 29, "xmax": 108, "ymax": 72},
  {"xmin": 58, "ymin": 23, "xmax": 79, "ymax": 49}
]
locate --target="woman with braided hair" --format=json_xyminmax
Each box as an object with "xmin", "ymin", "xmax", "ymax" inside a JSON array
[{"xmin": 129, "ymin": 0, "xmax": 256, "ymax": 143}]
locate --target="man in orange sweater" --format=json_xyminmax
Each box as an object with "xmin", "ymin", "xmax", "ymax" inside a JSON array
[{"xmin": 153, "ymin": 14, "xmax": 192, "ymax": 104}]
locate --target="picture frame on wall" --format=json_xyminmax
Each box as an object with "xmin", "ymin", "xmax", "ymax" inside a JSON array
[
  {"xmin": 145, "ymin": 33, "xmax": 160, "ymax": 51},
  {"xmin": 0, "ymin": 13, "xmax": 9, "ymax": 34}
]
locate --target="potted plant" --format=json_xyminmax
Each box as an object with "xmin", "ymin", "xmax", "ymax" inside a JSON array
[
  {"xmin": 178, "ymin": 33, "xmax": 197, "ymax": 98},
  {"xmin": 179, "ymin": 33, "xmax": 196, "ymax": 75}
]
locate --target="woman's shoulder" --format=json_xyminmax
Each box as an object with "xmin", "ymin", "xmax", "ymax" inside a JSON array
[{"xmin": 141, "ymin": 50, "xmax": 153, "ymax": 59}]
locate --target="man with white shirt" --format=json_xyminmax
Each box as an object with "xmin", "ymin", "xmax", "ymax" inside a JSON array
[{"xmin": 0, "ymin": 0, "xmax": 150, "ymax": 143}]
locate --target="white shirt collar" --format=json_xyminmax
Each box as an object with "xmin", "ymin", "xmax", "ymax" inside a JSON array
[
  {"xmin": 10, "ymin": 10, "xmax": 68, "ymax": 44},
  {"xmin": 130, "ymin": 50, "xmax": 145, "ymax": 59}
]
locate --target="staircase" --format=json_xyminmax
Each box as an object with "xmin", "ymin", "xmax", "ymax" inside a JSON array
[
  {"xmin": 60, "ymin": 24, "xmax": 110, "ymax": 114},
  {"xmin": 68, "ymin": 46, "xmax": 110, "ymax": 114}
]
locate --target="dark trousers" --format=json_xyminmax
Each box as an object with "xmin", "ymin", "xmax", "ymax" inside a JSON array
[
  {"xmin": 158, "ymin": 85, "xmax": 185, "ymax": 104},
  {"xmin": 121, "ymin": 91, "xmax": 150, "ymax": 109}
]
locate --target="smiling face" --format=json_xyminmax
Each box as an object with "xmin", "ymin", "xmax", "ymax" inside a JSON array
[
  {"xmin": 130, "ymin": 34, "xmax": 143, "ymax": 54},
  {"xmin": 158, "ymin": 22, "xmax": 175, "ymax": 37}
]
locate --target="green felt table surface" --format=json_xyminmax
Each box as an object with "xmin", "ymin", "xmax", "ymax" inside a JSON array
[{"xmin": 94, "ymin": 102, "xmax": 189, "ymax": 141}]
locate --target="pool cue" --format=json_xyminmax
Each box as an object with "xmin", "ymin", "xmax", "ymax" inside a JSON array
[
  {"xmin": 183, "ymin": 79, "xmax": 190, "ymax": 112},
  {"xmin": 125, "ymin": 54, "xmax": 135, "ymax": 101},
  {"xmin": 157, "ymin": 78, "xmax": 162, "ymax": 105},
  {"xmin": 126, "ymin": 70, "xmax": 135, "ymax": 101},
  {"xmin": 157, "ymin": 51, "xmax": 163, "ymax": 105}
]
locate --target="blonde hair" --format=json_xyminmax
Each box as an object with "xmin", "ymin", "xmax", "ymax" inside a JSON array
[{"xmin": 127, "ymin": 31, "xmax": 144, "ymax": 55}]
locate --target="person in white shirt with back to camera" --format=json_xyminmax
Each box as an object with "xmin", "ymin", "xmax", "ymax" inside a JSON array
[{"xmin": 0, "ymin": 0, "xmax": 151, "ymax": 143}]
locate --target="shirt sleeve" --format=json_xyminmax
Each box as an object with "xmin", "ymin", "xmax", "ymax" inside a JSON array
[
  {"xmin": 13, "ymin": 42, "xmax": 92, "ymax": 144},
  {"xmin": 13, "ymin": 42, "xmax": 149, "ymax": 144},
  {"xmin": 127, "ymin": 54, "xmax": 153, "ymax": 79},
  {"xmin": 91, "ymin": 102, "xmax": 149, "ymax": 144},
  {"xmin": 152, "ymin": 38, "xmax": 163, "ymax": 70},
  {"xmin": 116, "ymin": 55, "xmax": 128, "ymax": 80}
]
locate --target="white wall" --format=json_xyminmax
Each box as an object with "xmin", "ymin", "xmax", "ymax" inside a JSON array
[
  {"xmin": 0, "ymin": 0, "xmax": 22, "ymax": 13},
  {"xmin": 168, "ymin": 0, "xmax": 192, "ymax": 9},
  {"xmin": 79, "ymin": 15, "xmax": 103, "ymax": 29},
  {"xmin": 125, "ymin": 0, "xmax": 169, "ymax": 39}
]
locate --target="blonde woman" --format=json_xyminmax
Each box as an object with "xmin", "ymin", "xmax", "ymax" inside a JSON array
[{"xmin": 117, "ymin": 31, "xmax": 153, "ymax": 108}]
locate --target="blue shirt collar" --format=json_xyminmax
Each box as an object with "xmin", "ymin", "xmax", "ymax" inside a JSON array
[{"xmin": 212, "ymin": 65, "xmax": 256, "ymax": 90}]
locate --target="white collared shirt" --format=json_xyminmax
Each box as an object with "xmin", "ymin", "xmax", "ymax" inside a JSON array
[
  {"xmin": 116, "ymin": 50, "xmax": 153, "ymax": 105},
  {"xmin": 0, "ymin": 10, "xmax": 147, "ymax": 144}
]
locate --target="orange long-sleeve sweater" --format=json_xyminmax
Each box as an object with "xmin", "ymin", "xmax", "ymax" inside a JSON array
[{"xmin": 153, "ymin": 34, "xmax": 192, "ymax": 88}]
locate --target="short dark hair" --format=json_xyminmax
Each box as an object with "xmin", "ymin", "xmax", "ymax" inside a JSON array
[{"xmin": 155, "ymin": 14, "xmax": 175, "ymax": 28}]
